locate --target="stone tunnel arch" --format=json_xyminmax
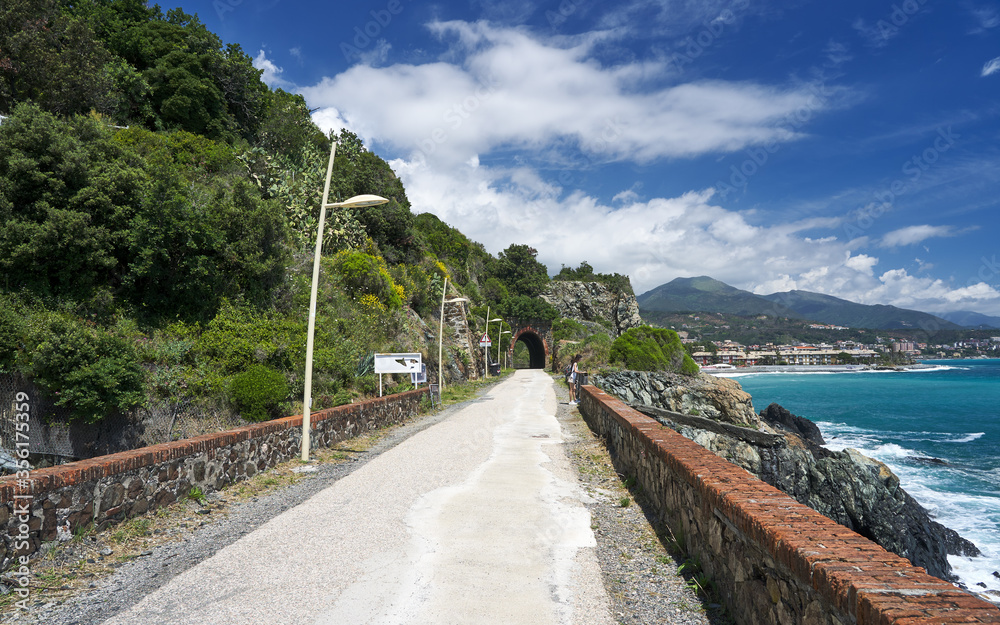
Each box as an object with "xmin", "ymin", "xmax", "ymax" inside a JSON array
[{"xmin": 509, "ymin": 325, "xmax": 550, "ymax": 370}]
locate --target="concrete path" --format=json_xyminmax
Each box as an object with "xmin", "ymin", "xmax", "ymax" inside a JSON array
[{"xmin": 103, "ymin": 370, "xmax": 614, "ymax": 625}]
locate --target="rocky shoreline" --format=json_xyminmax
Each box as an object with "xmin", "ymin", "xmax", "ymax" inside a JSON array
[{"xmin": 592, "ymin": 370, "xmax": 981, "ymax": 584}]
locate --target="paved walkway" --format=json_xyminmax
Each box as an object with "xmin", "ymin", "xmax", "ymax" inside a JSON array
[{"xmin": 104, "ymin": 370, "xmax": 614, "ymax": 625}]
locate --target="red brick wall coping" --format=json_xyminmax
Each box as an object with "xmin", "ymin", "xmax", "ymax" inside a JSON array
[
  {"xmin": 0, "ymin": 388, "xmax": 426, "ymax": 499},
  {"xmin": 579, "ymin": 385, "xmax": 1000, "ymax": 625},
  {"xmin": 1, "ymin": 388, "xmax": 428, "ymax": 568}
]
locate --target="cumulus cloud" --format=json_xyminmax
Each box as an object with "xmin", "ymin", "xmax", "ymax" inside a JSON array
[
  {"xmin": 880, "ymin": 225, "xmax": 956, "ymax": 247},
  {"xmin": 845, "ymin": 253, "xmax": 878, "ymax": 276},
  {"xmin": 253, "ymin": 50, "xmax": 292, "ymax": 89},
  {"xmin": 865, "ymin": 269, "xmax": 1000, "ymax": 312},
  {"xmin": 303, "ymin": 21, "xmax": 824, "ymax": 167},
  {"xmin": 301, "ymin": 19, "xmax": 1000, "ymax": 317},
  {"xmin": 982, "ymin": 57, "xmax": 1000, "ymax": 77}
]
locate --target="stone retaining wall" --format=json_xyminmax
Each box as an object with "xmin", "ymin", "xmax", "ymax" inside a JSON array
[
  {"xmin": 0, "ymin": 388, "xmax": 427, "ymax": 570},
  {"xmin": 579, "ymin": 385, "xmax": 1000, "ymax": 625}
]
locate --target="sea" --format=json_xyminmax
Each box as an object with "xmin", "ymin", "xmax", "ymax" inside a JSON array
[{"xmin": 725, "ymin": 359, "xmax": 1000, "ymax": 603}]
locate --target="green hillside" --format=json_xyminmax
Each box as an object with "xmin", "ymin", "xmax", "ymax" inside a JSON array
[
  {"xmin": 637, "ymin": 276, "xmax": 803, "ymax": 319},
  {"xmin": 638, "ymin": 277, "xmax": 960, "ymax": 331},
  {"xmin": 761, "ymin": 291, "xmax": 961, "ymax": 331},
  {"xmin": 0, "ymin": 0, "xmax": 569, "ymax": 430}
]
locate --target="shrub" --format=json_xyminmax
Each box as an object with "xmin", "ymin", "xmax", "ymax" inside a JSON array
[
  {"xmin": 24, "ymin": 315, "xmax": 145, "ymax": 423},
  {"xmin": 552, "ymin": 318, "xmax": 588, "ymax": 341},
  {"xmin": 331, "ymin": 250, "xmax": 403, "ymax": 310},
  {"xmin": 195, "ymin": 301, "xmax": 303, "ymax": 374},
  {"xmin": 610, "ymin": 326, "xmax": 699, "ymax": 375},
  {"xmin": 229, "ymin": 365, "xmax": 289, "ymax": 422}
]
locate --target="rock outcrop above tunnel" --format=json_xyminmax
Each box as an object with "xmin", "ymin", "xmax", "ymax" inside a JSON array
[
  {"xmin": 592, "ymin": 370, "xmax": 981, "ymax": 583},
  {"xmin": 540, "ymin": 281, "xmax": 642, "ymax": 337}
]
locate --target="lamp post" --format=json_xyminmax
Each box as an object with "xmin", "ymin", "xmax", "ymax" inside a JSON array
[
  {"xmin": 437, "ymin": 276, "xmax": 468, "ymax": 394},
  {"xmin": 301, "ymin": 140, "xmax": 389, "ymax": 462},
  {"xmin": 497, "ymin": 329, "xmax": 511, "ymax": 370}
]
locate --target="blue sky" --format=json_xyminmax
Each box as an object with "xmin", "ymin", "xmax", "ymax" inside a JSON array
[{"xmin": 177, "ymin": 0, "xmax": 1000, "ymax": 315}]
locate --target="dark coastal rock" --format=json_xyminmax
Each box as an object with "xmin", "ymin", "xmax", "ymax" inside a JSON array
[
  {"xmin": 593, "ymin": 371, "xmax": 758, "ymax": 427},
  {"xmin": 759, "ymin": 403, "xmax": 825, "ymax": 446},
  {"xmin": 594, "ymin": 370, "xmax": 981, "ymax": 583},
  {"xmin": 907, "ymin": 456, "xmax": 950, "ymax": 466}
]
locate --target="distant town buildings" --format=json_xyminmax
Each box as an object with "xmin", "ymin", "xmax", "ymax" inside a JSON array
[
  {"xmin": 690, "ymin": 343, "xmax": 878, "ymax": 366},
  {"xmin": 689, "ymin": 334, "xmax": 999, "ymax": 366}
]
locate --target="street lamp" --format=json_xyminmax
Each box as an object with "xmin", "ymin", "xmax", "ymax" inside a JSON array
[
  {"xmin": 437, "ymin": 276, "xmax": 469, "ymax": 394},
  {"xmin": 497, "ymin": 329, "xmax": 511, "ymax": 370},
  {"xmin": 302, "ymin": 140, "xmax": 389, "ymax": 461}
]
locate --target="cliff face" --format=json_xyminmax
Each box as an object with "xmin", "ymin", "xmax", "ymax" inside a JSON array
[
  {"xmin": 540, "ymin": 281, "xmax": 643, "ymax": 337},
  {"xmin": 593, "ymin": 371, "xmax": 980, "ymax": 582}
]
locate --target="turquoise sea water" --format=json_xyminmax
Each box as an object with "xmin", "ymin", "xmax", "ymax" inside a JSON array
[{"xmin": 729, "ymin": 359, "xmax": 1000, "ymax": 601}]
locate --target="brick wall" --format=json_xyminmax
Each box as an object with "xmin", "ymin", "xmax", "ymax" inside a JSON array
[
  {"xmin": 579, "ymin": 385, "xmax": 1000, "ymax": 625},
  {"xmin": 1, "ymin": 388, "xmax": 428, "ymax": 569}
]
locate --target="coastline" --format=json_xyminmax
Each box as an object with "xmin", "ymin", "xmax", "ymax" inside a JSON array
[
  {"xmin": 703, "ymin": 363, "xmax": 938, "ymax": 376},
  {"xmin": 732, "ymin": 360, "xmax": 1000, "ymax": 603}
]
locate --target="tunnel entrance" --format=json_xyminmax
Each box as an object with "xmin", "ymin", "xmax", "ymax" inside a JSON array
[{"xmin": 511, "ymin": 329, "xmax": 547, "ymax": 369}]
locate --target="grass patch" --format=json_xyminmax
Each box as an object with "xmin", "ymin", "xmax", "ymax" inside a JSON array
[{"xmin": 109, "ymin": 517, "xmax": 152, "ymax": 544}]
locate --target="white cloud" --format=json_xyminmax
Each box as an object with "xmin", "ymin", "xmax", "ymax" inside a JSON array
[
  {"xmin": 982, "ymin": 57, "xmax": 1000, "ymax": 77},
  {"xmin": 971, "ymin": 6, "xmax": 1000, "ymax": 31},
  {"xmin": 253, "ymin": 50, "xmax": 292, "ymax": 89},
  {"xmin": 880, "ymin": 225, "xmax": 955, "ymax": 247},
  {"xmin": 865, "ymin": 269, "xmax": 1000, "ymax": 312},
  {"xmin": 303, "ymin": 21, "xmax": 825, "ymax": 168},
  {"xmin": 298, "ymin": 20, "xmax": 1000, "ymax": 318},
  {"xmin": 389, "ymin": 152, "xmax": 1000, "ymax": 313},
  {"xmin": 845, "ymin": 253, "xmax": 878, "ymax": 276},
  {"xmin": 824, "ymin": 40, "xmax": 853, "ymax": 67},
  {"xmin": 357, "ymin": 40, "xmax": 392, "ymax": 66},
  {"xmin": 612, "ymin": 189, "xmax": 640, "ymax": 204}
]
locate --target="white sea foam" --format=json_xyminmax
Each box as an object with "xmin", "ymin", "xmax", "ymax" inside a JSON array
[
  {"xmin": 871, "ymin": 442, "xmax": 918, "ymax": 459},
  {"xmin": 953, "ymin": 432, "xmax": 986, "ymax": 443},
  {"xmin": 866, "ymin": 451, "xmax": 1000, "ymax": 601},
  {"xmin": 907, "ymin": 365, "xmax": 962, "ymax": 372}
]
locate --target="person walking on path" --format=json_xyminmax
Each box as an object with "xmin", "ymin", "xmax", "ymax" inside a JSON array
[{"xmin": 568, "ymin": 354, "xmax": 582, "ymax": 405}]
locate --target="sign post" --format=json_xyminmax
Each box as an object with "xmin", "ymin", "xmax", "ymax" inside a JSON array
[
  {"xmin": 374, "ymin": 353, "xmax": 423, "ymax": 397},
  {"xmin": 478, "ymin": 333, "xmax": 492, "ymax": 379}
]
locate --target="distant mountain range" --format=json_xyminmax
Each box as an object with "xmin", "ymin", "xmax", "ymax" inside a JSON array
[
  {"xmin": 636, "ymin": 277, "xmax": 996, "ymax": 330},
  {"xmin": 936, "ymin": 310, "xmax": 1000, "ymax": 330}
]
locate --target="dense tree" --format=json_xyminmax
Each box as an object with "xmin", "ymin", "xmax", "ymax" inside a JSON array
[
  {"xmin": 329, "ymin": 133, "xmax": 416, "ymax": 262},
  {"xmin": 0, "ymin": 0, "xmax": 115, "ymax": 116},
  {"xmin": 123, "ymin": 177, "xmax": 288, "ymax": 321},
  {"xmin": 0, "ymin": 104, "xmax": 287, "ymax": 320},
  {"xmin": 496, "ymin": 294, "xmax": 558, "ymax": 322},
  {"xmin": 488, "ymin": 244, "xmax": 550, "ymax": 298},
  {"xmin": 0, "ymin": 0, "xmax": 529, "ymax": 423},
  {"xmin": 255, "ymin": 89, "xmax": 327, "ymax": 164},
  {"xmin": 554, "ymin": 261, "xmax": 633, "ymax": 294},
  {"xmin": 0, "ymin": 104, "xmax": 146, "ymax": 299}
]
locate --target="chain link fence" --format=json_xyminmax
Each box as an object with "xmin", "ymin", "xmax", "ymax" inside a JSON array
[{"xmin": 0, "ymin": 373, "xmax": 203, "ymax": 466}]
